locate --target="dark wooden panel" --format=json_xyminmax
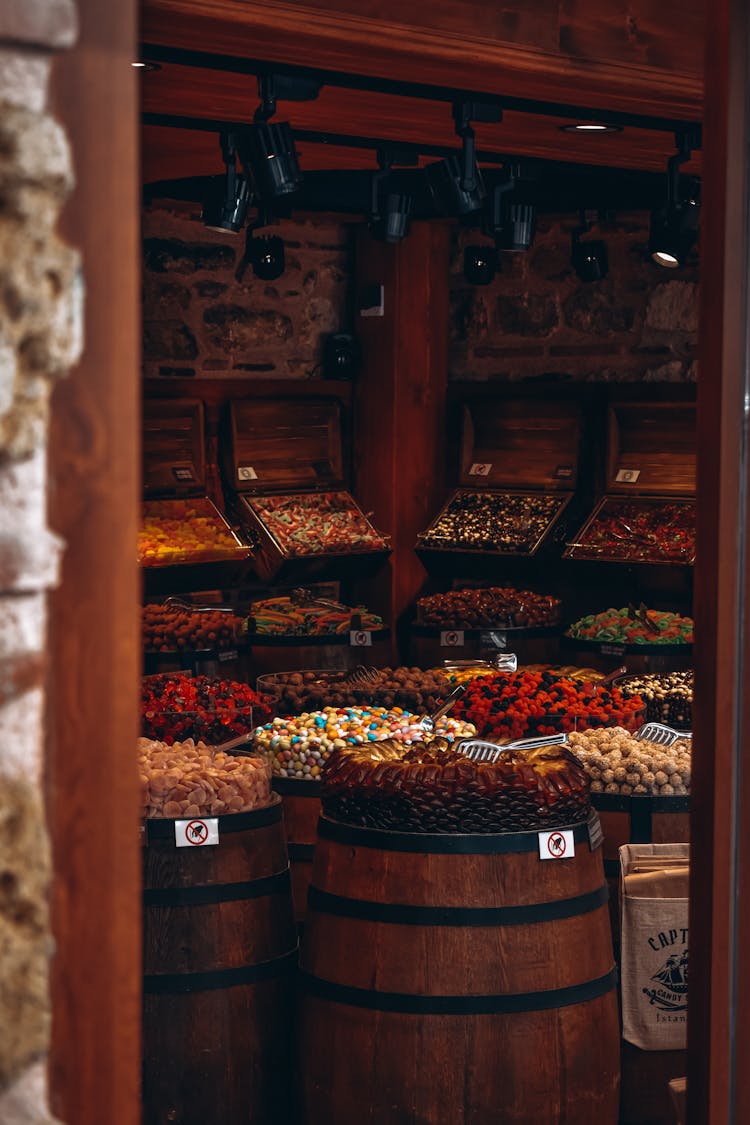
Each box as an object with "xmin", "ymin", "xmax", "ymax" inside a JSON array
[
  {"xmin": 141, "ymin": 0, "xmax": 703, "ymax": 118},
  {"xmin": 688, "ymin": 0, "xmax": 744, "ymax": 1121},
  {"xmin": 47, "ymin": 0, "xmax": 141, "ymax": 1121},
  {"xmin": 559, "ymin": 0, "xmax": 703, "ymax": 75}
]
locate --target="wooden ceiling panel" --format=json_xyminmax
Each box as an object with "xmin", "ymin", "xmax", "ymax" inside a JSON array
[
  {"xmin": 139, "ymin": 63, "xmax": 702, "ymax": 185},
  {"xmin": 141, "ymin": 0, "xmax": 703, "ymax": 119}
]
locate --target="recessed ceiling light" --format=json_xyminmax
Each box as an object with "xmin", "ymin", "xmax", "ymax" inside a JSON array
[
  {"xmin": 132, "ymin": 61, "xmax": 161, "ymax": 71},
  {"xmin": 560, "ymin": 122, "xmax": 622, "ymax": 134}
]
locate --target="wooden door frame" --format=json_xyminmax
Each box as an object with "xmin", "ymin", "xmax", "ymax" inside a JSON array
[{"xmin": 45, "ymin": 1, "xmax": 749, "ymax": 1122}]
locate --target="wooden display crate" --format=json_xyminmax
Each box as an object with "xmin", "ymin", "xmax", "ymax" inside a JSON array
[{"xmin": 224, "ymin": 397, "xmax": 390, "ymax": 583}]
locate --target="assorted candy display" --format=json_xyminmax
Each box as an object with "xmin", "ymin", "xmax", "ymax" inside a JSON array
[
  {"xmin": 247, "ymin": 594, "xmax": 384, "ymax": 636},
  {"xmin": 322, "ymin": 738, "xmax": 591, "ymax": 832},
  {"xmin": 566, "ymin": 606, "xmax": 694, "ymax": 646},
  {"xmin": 248, "ymin": 491, "xmax": 388, "ymax": 556},
  {"xmin": 617, "ymin": 671, "xmax": 693, "ymax": 728},
  {"xmin": 420, "ymin": 490, "xmax": 564, "ymax": 554},
  {"xmin": 141, "ymin": 674, "xmax": 271, "ymax": 744},
  {"xmin": 452, "ymin": 669, "xmax": 644, "ymax": 741},
  {"xmin": 568, "ymin": 727, "xmax": 691, "ymax": 796},
  {"xmin": 566, "ymin": 499, "xmax": 695, "ymax": 564},
  {"xmin": 139, "ymin": 737, "xmax": 273, "ymax": 818},
  {"xmin": 142, "ymin": 602, "xmax": 243, "ymax": 652},
  {"xmin": 139, "ymin": 499, "xmax": 243, "ymax": 565},
  {"xmin": 257, "ymin": 667, "xmax": 453, "ymax": 717},
  {"xmin": 252, "ymin": 706, "xmax": 476, "ymax": 779},
  {"xmin": 416, "ymin": 586, "xmax": 561, "ymax": 629}
]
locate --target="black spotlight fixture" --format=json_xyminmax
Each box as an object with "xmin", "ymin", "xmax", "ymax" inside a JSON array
[
  {"xmin": 649, "ymin": 130, "xmax": 701, "ymax": 269},
  {"xmin": 322, "ymin": 333, "xmax": 361, "ymax": 380},
  {"xmin": 235, "ymin": 209, "xmax": 285, "ymax": 281},
  {"xmin": 369, "ymin": 149, "xmax": 413, "ymax": 243},
  {"xmin": 571, "ymin": 211, "xmax": 609, "ymax": 282},
  {"xmin": 500, "ymin": 202, "xmax": 536, "ymax": 252},
  {"xmin": 240, "ymin": 75, "xmax": 303, "ymax": 200},
  {"xmin": 426, "ymin": 101, "xmax": 499, "ymax": 216},
  {"xmin": 464, "ymin": 244, "xmax": 499, "ymax": 285},
  {"xmin": 202, "ymin": 131, "xmax": 251, "ymax": 233},
  {"xmin": 482, "ymin": 163, "xmax": 536, "ymax": 252}
]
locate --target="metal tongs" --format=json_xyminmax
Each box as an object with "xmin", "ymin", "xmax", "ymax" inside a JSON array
[
  {"xmin": 635, "ymin": 722, "xmax": 692, "ymax": 746},
  {"xmin": 627, "ymin": 602, "xmax": 661, "ymax": 637},
  {"xmin": 163, "ymin": 595, "xmax": 235, "ymax": 614},
  {"xmin": 456, "ymin": 732, "xmax": 569, "ymax": 763},
  {"xmin": 419, "ymin": 683, "xmax": 466, "ymax": 733},
  {"xmin": 211, "ymin": 731, "xmax": 259, "ymax": 757}
]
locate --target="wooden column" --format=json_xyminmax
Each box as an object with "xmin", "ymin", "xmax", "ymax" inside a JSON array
[
  {"xmin": 353, "ymin": 221, "xmax": 450, "ymax": 659},
  {"xmin": 47, "ymin": 1, "xmax": 141, "ymax": 1122},
  {"xmin": 690, "ymin": 0, "xmax": 750, "ymax": 1120}
]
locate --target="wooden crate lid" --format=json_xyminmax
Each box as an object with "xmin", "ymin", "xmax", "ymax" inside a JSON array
[
  {"xmin": 459, "ymin": 399, "xmax": 581, "ymax": 489},
  {"xmin": 142, "ymin": 399, "xmax": 205, "ymax": 495},
  {"xmin": 227, "ymin": 397, "xmax": 345, "ymax": 492},
  {"xmin": 607, "ymin": 401, "xmax": 696, "ymax": 495}
]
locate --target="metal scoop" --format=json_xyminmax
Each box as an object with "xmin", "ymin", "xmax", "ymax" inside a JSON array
[
  {"xmin": 419, "ymin": 683, "xmax": 466, "ymax": 733},
  {"xmin": 635, "ymin": 722, "xmax": 692, "ymax": 746},
  {"xmin": 455, "ymin": 732, "xmax": 569, "ymax": 763}
]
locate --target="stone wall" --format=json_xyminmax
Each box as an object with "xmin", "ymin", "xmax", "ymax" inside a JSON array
[
  {"xmin": 144, "ymin": 206, "xmax": 698, "ymax": 386},
  {"xmin": 143, "ymin": 203, "xmax": 354, "ymax": 379},
  {"xmin": 449, "ymin": 214, "xmax": 698, "ymax": 382},
  {"xmin": 0, "ymin": 2, "xmax": 81, "ymax": 1122}
]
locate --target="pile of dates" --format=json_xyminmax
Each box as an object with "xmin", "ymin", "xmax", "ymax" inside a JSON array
[{"xmin": 421, "ymin": 490, "xmax": 563, "ymax": 553}]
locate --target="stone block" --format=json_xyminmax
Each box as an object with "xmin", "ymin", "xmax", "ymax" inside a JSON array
[
  {"xmin": 143, "ymin": 238, "xmax": 235, "ymax": 275},
  {"xmin": 0, "ymin": 0, "xmax": 76, "ymax": 49},
  {"xmin": 203, "ymin": 304, "xmax": 293, "ymax": 352},
  {"xmin": 0, "ymin": 1061, "xmax": 58, "ymax": 1124},
  {"xmin": 644, "ymin": 281, "xmax": 699, "ymax": 333},
  {"xmin": 562, "ymin": 284, "xmax": 635, "ymax": 334},
  {"xmin": 193, "ymin": 280, "xmax": 227, "ymax": 299},
  {"xmin": 0, "ymin": 773, "xmax": 51, "ymax": 1091},
  {"xmin": 143, "ymin": 320, "xmax": 198, "ymax": 361},
  {"xmin": 142, "ymin": 278, "xmax": 191, "ymax": 318},
  {"xmin": 0, "ymin": 51, "xmax": 51, "ymax": 114},
  {"xmin": 496, "ymin": 293, "xmax": 558, "ymax": 336}
]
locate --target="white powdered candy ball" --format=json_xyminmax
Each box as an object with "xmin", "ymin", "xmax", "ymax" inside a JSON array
[
  {"xmin": 669, "ymin": 773, "xmax": 682, "ymax": 787},
  {"xmin": 605, "ymin": 782, "xmax": 619, "ymax": 794},
  {"xmin": 590, "ymin": 780, "xmax": 604, "ymax": 793},
  {"xmin": 614, "ymin": 766, "xmax": 627, "ymax": 783},
  {"xmin": 601, "ymin": 769, "xmax": 614, "ymax": 783},
  {"xmin": 626, "ymin": 772, "xmax": 641, "ymax": 786},
  {"xmin": 654, "ymin": 771, "xmax": 669, "ymax": 786},
  {"xmin": 620, "ymin": 783, "xmax": 633, "ymax": 795},
  {"xmin": 674, "ymin": 783, "xmax": 688, "ymax": 796},
  {"xmin": 589, "ymin": 767, "xmax": 602, "ymax": 780},
  {"xmin": 659, "ymin": 783, "xmax": 675, "ymax": 796},
  {"xmin": 634, "ymin": 784, "xmax": 648, "ymax": 794},
  {"xmin": 608, "ymin": 749, "xmax": 623, "ymax": 763}
]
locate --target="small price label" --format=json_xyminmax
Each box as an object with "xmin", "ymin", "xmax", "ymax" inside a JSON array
[
  {"xmin": 218, "ymin": 649, "xmax": 239, "ymax": 662},
  {"xmin": 600, "ymin": 643, "xmax": 626, "ymax": 657},
  {"xmin": 587, "ymin": 809, "xmax": 604, "ymax": 852},
  {"xmin": 350, "ymin": 630, "xmax": 372, "ymax": 647},
  {"xmin": 554, "ymin": 465, "xmax": 574, "ymax": 480},
  {"xmin": 238, "ymin": 465, "xmax": 258, "ymax": 481},
  {"xmin": 173, "ymin": 467, "xmax": 195, "ymax": 482},
  {"xmin": 175, "ymin": 818, "xmax": 219, "ymax": 848},
  {"xmin": 440, "ymin": 630, "xmax": 465, "ymax": 647},
  {"xmin": 615, "ymin": 468, "xmax": 641, "ymax": 484},
  {"xmin": 481, "ymin": 630, "xmax": 508, "ymax": 651},
  {"xmin": 538, "ymin": 829, "xmax": 575, "ymax": 861},
  {"xmin": 469, "ymin": 462, "xmax": 492, "ymax": 477}
]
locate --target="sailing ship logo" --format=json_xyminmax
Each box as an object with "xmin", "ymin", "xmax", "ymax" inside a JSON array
[{"xmin": 643, "ymin": 948, "xmax": 689, "ymax": 1012}]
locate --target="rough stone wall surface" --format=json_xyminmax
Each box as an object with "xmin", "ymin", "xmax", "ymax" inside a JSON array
[
  {"xmin": 143, "ymin": 204, "xmax": 354, "ymax": 379},
  {"xmin": 0, "ymin": 1, "xmax": 80, "ymax": 1122},
  {"xmin": 449, "ymin": 215, "xmax": 699, "ymax": 382}
]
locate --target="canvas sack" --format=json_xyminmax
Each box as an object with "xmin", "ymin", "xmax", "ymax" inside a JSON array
[{"xmin": 620, "ymin": 843, "xmax": 689, "ymax": 1051}]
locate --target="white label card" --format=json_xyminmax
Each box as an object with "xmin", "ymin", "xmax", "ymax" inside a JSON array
[
  {"xmin": 440, "ymin": 630, "xmax": 465, "ymax": 647},
  {"xmin": 538, "ymin": 829, "xmax": 575, "ymax": 860},
  {"xmin": 175, "ymin": 818, "xmax": 219, "ymax": 848},
  {"xmin": 218, "ymin": 649, "xmax": 239, "ymax": 662},
  {"xmin": 238, "ymin": 466, "xmax": 258, "ymax": 481},
  {"xmin": 469, "ymin": 462, "xmax": 492, "ymax": 476},
  {"xmin": 615, "ymin": 468, "xmax": 641, "ymax": 483},
  {"xmin": 350, "ymin": 630, "xmax": 372, "ymax": 647}
]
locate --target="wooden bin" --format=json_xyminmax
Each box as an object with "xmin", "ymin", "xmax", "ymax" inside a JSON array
[
  {"xmin": 142, "ymin": 799, "xmax": 298, "ymax": 1125},
  {"xmin": 591, "ymin": 793, "xmax": 690, "ymax": 1125},
  {"xmin": 300, "ymin": 815, "xmax": 620, "ymax": 1125},
  {"xmin": 417, "ymin": 397, "xmax": 582, "ymax": 571},
  {"xmin": 273, "ymin": 777, "xmax": 322, "ymax": 927},
  {"xmin": 565, "ymin": 399, "xmax": 696, "ymax": 566},
  {"xmin": 224, "ymin": 397, "xmax": 390, "ymax": 583}
]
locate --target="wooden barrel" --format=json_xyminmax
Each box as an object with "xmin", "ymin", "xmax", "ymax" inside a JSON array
[
  {"xmin": 142, "ymin": 798, "xmax": 298, "ymax": 1125},
  {"xmin": 591, "ymin": 793, "xmax": 690, "ymax": 1125},
  {"xmin": 273, "ymin": 777, "xmax": 322, "ymax": 926},
  {"xmin": 300, "ymin": 815, "xmax": 620, "ymax": 1125}
]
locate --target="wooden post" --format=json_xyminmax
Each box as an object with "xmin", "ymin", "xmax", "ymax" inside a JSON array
[
  {"xmin": 689, "ymin": 0, "xmax": 750, "ymax": 1120},
  {"xmin": 46, "ymin": 1, "xmax": 141, "ymax": 1121},
  {"xmin": 353, "ymin": 222, "xmax": 450, "ymax": 658}
]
